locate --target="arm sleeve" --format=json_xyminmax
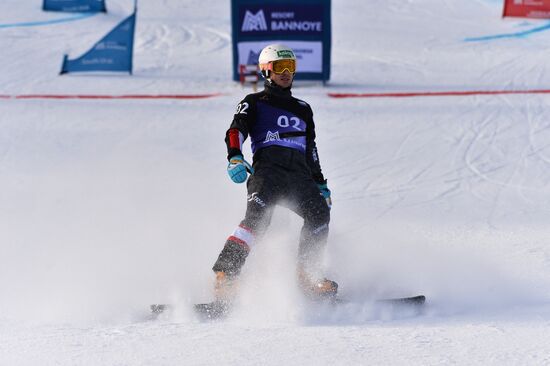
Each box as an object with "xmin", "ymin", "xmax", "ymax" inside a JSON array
[
  {"xmin": 305, "ymin": 109, "xmax": 326, "ymax": 184},
  {"xmin": 224, "ymin": 96, "xmax": 254, "ymax": 160}
]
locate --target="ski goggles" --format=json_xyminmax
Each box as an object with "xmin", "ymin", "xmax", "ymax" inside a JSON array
[{"xmin": 263, "ymin": 59, "xmax": 297, "ymax": 74}]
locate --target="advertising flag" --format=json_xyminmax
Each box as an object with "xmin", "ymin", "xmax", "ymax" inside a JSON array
[
  {"xmin": 43, "ymin": 0, "xmax": 106, "ymax": 12},
  {"xmin": 503, "ymin": 0, "xmax": 550, "ymax": 18},
  {"xmin": 60, "ymin": 11, "xmax": 136, "ymax": 74},
  {"xmin": 231, "ymin": 0, "xmax": 331, "ymax": 82}
]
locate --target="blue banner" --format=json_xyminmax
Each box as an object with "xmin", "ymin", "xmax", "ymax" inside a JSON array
[
  {"xmin": 60, "ymin": 11, "xmax": 136, "ymax": 74},
  {"xmin": 43, "ymin": 0, "xmax": 106, "ymax": 12},
  {"xmin": 231, "ymin": 0, "xmax": 331, "ymax": 82}
]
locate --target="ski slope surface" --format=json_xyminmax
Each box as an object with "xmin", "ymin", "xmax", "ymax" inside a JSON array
[{"xmin": 2, "ymin": 0, "xmax": 550, "ymax": 364}]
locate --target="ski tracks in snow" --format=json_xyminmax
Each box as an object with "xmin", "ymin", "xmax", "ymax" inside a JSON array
[
  {"xmin": 135, "ymin": 20, "xmax": 230, "ymax": 76},
  {"xmin": 460, "ymin": 95, "xmax": 550, "ymax": 226},
  {"xmin": 328, "ymin": 92, "xmax": 550, "ymax": 229}
]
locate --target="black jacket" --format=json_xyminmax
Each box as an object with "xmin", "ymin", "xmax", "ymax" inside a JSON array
[{"xmin": 225, "ymin": 80, "xmax": 326, "ymax": 184}]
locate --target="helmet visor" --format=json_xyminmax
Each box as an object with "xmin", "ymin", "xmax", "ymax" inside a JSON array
[{"xmin": 270, "ymin": 59, "xmax": 296, "ymax": 74}]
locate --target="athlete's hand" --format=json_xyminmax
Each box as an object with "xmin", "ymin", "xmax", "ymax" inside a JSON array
[
  {"xmin": 318, "ymin": 182, "xmax": 332, "ymax": 209},
  {"xmin": 227, "ymin": 155, "xmax": 254, "ymax": 183}
]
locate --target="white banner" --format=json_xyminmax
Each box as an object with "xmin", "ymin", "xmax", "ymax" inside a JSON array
[{"xmin": 237, "ymin": 40, "xmax": 323, "ymax": 73}]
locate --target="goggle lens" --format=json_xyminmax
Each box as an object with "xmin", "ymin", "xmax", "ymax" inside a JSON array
[{"xmin": 271, "ymin": 59, "xmax": 296, "ymax": 74}]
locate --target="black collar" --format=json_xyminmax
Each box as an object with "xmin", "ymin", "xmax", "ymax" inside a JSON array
[{"xmin": 264, "ymin": 79, "xmax": 292, "ymax": 98}]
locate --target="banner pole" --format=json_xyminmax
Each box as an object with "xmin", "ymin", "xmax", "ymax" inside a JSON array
[{"xmin": 130, "ymin": 1, "xmax": 137, "ymax": 74}]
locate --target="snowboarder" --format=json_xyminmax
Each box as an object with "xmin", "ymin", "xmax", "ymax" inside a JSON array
[{"xmin": 211, "ymin": 44, "xmax": 337, "ymax": 303}]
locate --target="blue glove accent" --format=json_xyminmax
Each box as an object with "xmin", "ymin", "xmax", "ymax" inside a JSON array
[
  {"xmin": 227, "ymin": 155, "xmax": 254, "ymax": 184},
  {"xmin": 318, "ymin": 182, "xmax": 332, "ymax": 209}
]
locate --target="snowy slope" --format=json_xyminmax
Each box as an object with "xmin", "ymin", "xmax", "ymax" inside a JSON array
[{"xmin": 2, "ymin": 0, "xmax": 550, "ymax": 365}]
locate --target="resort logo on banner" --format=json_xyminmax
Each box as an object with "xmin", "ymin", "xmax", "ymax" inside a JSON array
[
  {"xmin": 239, "ymin": 5, "xmax": 323, "ymax": 35},
  {"xmin": 241, "ymin": 10, "xmax": 268, "ymax": 31}
]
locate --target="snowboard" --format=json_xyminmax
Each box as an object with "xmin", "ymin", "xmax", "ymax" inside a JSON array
[
  {"xmin": 365, "ymin": 294, "xmax": 425, "ymax": 306},
  {"xmin": 149, "ymin": 301, "xmax": 232, "ymax": 320},
  {"xmin": 331, "ymin": 294, "xmax": 426, "ymax": 311},
  {"xmin": 150, "ymin": 295, "xmax": 425, "ymax": 320}
]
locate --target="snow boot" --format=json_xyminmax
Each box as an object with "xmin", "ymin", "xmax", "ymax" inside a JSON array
[
  {"xmin": 213, "ymin": 271, "xmax": 239, "ymax": 303},
  {"xmin": 297, "ymin": 269, "xmax": 338, "ymax": 300}
]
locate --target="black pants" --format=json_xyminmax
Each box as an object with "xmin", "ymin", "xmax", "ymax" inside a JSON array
[{"xmin": 212, "ymin": 147, "xmax": 330, "ymax": 277}]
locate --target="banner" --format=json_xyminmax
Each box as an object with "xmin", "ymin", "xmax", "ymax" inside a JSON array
[
  {"xmin": 503, "ymin": 0, "xmax": 550, "ymax": 18},
  {"xmin": 231, "ymin": 0, "xmax": 331, "ymax": 82},
  {"xmin": 43, "ymin": 0, "xmax": 106, "ymax": 12},
  {"xmin": 60, "ymin": 11, "xmax": 136, "ymax": 74}
]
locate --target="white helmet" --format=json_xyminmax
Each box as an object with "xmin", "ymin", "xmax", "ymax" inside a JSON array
[{"xmin": 258, "ymin": 44, "xmax": 296, "ymax": 78}]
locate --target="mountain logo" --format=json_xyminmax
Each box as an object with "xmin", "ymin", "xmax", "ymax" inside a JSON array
[
  {"xmin": 246, "ymin": 50, "xmax": 260, "ymax": 65},
  {"xmin": 241, "ymin": 10, "xmax": 268, "ymax": 32},
  {"xmin": 264, "ymin": 130, "xmax": 281, "ymax": 142}
]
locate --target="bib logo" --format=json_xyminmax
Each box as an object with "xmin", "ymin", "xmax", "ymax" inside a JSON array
[
  {"xmin": 264, "ymin": 131, "xmax": 281, "ymax": 143},
  {"xmin": 242, "ymin": 10, "xmax": 268, "ymax": 31}
]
